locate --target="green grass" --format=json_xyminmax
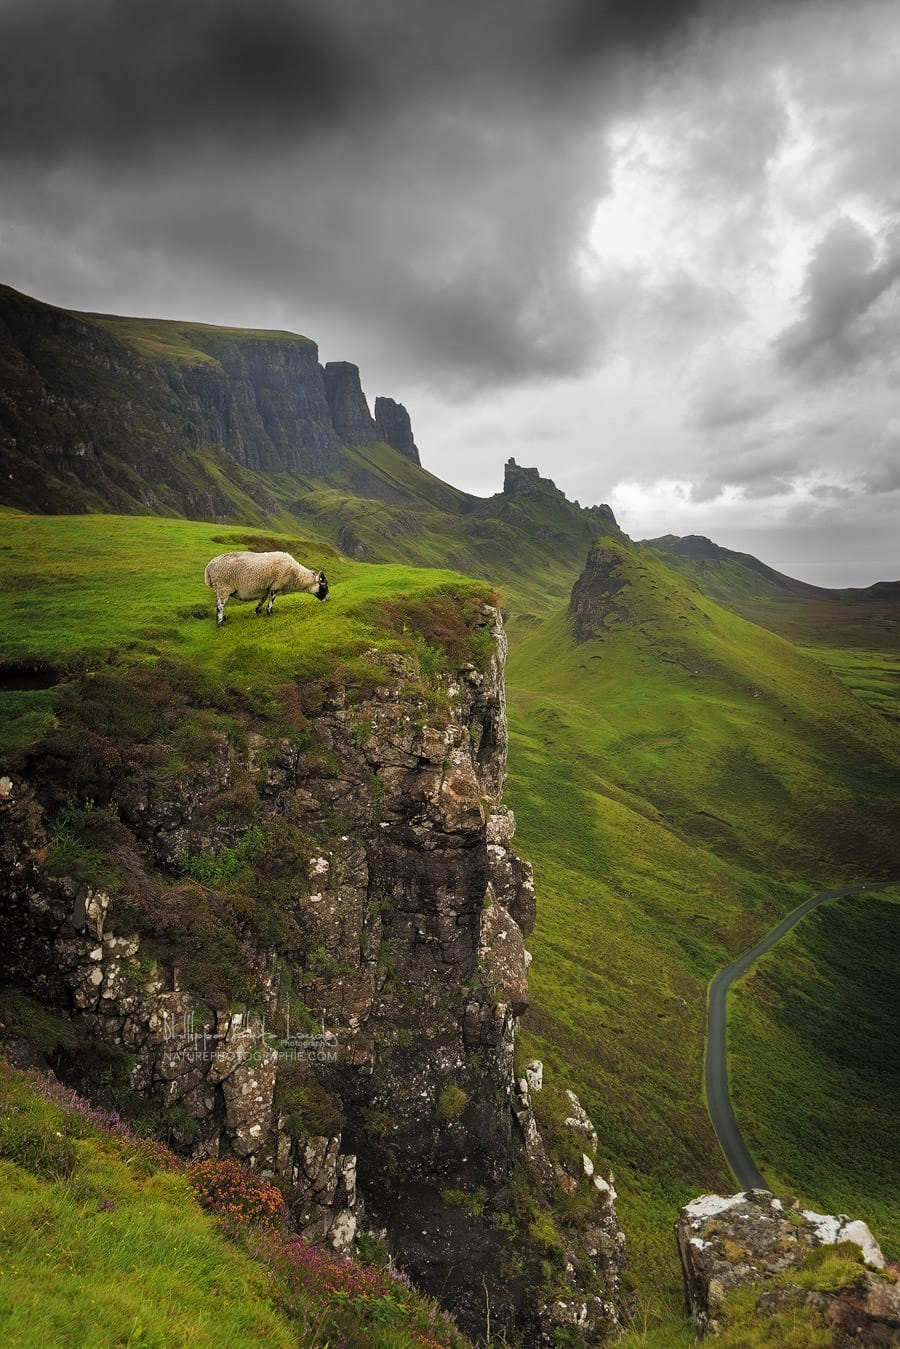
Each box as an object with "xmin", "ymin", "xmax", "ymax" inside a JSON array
[
  {"xmin": 0, "ymin": 1158, "xmax": 301, "ymax": 1347},
  {"xmin": 4, "ymin": 509, "xmax": 899, "ymax": 1342},
  {"xmin": 0, "ymin": 510, "xmax": 494, "ymax": 761},
  {"xmin": 0, "ymin": 1061, "xmax": 469, "ymax": 1348},
  {"xmin": 0, "ymin": 1066, "xmax": 297, "ymax": 1347},
  {"xmin": 798, "ymin": 646, "xmax": 900, "ymax": 722},
  {"xmin": 728, "ymin": 889, "xmax": 900, "ymax": 1262},
  {"xmin": 644, "ymin": 536, "xmax": 900, "ymax": 722},
  {"xmin": 504, "ymin": 537, "xmax": 900, "ymax": 1333},
  {"xmin": 88, "ymin": 313, "xmax": 316, "ymax": 365}
]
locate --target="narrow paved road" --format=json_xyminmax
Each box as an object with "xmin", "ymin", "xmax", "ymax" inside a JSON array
[{"xmin": 705, "ymin": 882, "xmax": 896, "ymax": 1191}]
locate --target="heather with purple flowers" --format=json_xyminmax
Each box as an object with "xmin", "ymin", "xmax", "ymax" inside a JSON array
[
  {"xmin": 0, "ymin": 1060, "xmax": 178, "ymax": 1178},
  {"xmin": 1, "ymin": 1061, "xmax": 469, "ymax": 1347}
]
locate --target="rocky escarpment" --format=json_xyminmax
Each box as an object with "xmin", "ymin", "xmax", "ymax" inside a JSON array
[
  {"xmin": 0, "ymin": 285, "xmax": 421, "ymax": 517},
  {"xmin": 502, "ymin": 457, "xmax": 565, "ymax": 501},
  {"xmin": 0, "ymin": 608, "xmax": 625, "ymax": 1344},
  {"xmin": 165, "ymin": 333, "xmax": 342, "ymax": 476},
  {"xmin": 677, "ymin": 1190, "xmax": 900, "ymax": 1341},
  {"xmin": 374, "ymin": 395, "xmax": 421, "ymax": 464},
  {"xmin": 501, "ymin": 459, "xmax": 617, "ymax": 528}
]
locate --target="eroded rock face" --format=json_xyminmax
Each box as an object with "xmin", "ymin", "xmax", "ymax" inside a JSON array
[
  {"xmin": 568, "ymin": 543, "xmax": 629, "ymax": 644},
  {"xmin": 0, "ymin": 286, "xmax": 344, "ymax": 505},
  {"xmin": 374, "ymin": 396, "xmax": 420, "ymax": 464},
  {"xmin": 677, "ymin": 1190, "xmax": 900, "ymax": 1340},
  {"xmin": 0, "ymin": 604, "xmax": 620, "ymax": 1340},
  {"xmin": 513, "ymin": 1079, "xmax": 628, "ymax": 1344},
  {"xmin": 323, "ymin": 360, "xmax": 378, "ymax": 446}
]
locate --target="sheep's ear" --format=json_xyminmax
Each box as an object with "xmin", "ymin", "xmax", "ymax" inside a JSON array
[{"xmin": 318, "ymin": 571, "xmax": 326, "ymax": 583}]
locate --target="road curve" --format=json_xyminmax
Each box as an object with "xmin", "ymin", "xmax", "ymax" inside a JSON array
[{"xmin": 704, "ymin": 881, "xmax": 896, "ymax": 1191}]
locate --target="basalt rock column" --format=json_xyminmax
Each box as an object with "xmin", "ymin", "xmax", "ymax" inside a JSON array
[
  {"xmin": 374, "ymin": 396, "xmax": 421, "ymax": 464},
  {"xmin": 323, "ymin": 361, "xmax": 379, "ymax": 446}
]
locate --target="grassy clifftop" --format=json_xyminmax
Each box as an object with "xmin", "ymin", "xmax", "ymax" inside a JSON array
[
  {"xmin": 3, "ymin": 509, "xmax": 898, "ymax": 1342},
  {"xmin": 0, "ymin": 509, "xmax": 495, "ymax": 763},
  {"xmin": 88, "ymin": 311, "xmax": 317, "ymax": 366}
]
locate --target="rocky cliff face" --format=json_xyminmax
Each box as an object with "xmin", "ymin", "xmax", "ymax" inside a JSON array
[
  {"xmin": 166, "ymin": 334, "xmax": 342, "ymax": 476},
  {"xmin": 374, "ymin": 395, "xmax": 421, "ymax": 464},
  {"xmin": 0, "ymin": 608, "xmax": 625, "ymax": 1344},
  {"xmin": 503, "ymin": 457, "xmax": 559, "ymax": 499},
  {"xmin": 0, "ymin": 286, "xmax": 429, "ymax": 518}
]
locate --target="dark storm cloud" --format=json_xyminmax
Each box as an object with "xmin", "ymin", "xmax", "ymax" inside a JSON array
[
  {"xmin": 0, "ymin": 0, "xmax": 714, "ymax": 165},
  {"xmin": 0, "ymin": 0, "xmax": 803, "ymax": 391},
  {"xmin": 0, "ymin": 0, "xmax": 364, "ymax": 160},
  {"xmin": 776, "ymin": 216, "xmax": 900, "ymax": 376}
]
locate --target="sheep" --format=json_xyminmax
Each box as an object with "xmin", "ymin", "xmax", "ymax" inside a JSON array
[{"xmin": 204, "ymin": 551, "xmax": 329, "ymax": 627}]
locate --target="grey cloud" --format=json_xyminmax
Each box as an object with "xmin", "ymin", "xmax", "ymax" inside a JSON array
[
  {"xmin": 0, "ymin": 0, "xmax": 363, "ymax": 161},
  {"xmin": 692, "ymin": 380, "xmax": 773, "ymax": 431},
  {"xmin": 0, "ymin": 0, "xmax": 865, "ymax": 405},
  {"xmin": 776, "ymin": 216, "xmax": 900, "ymax": 376},
  {"xmin": 0, "ymin": 0, "xmax": 718, "ymax": 390},
  {"xmin": 860, "ymin": 450, "xmax": 900, "ymax": 494},
  {"xmin": 0, "ymin": 0, "xmax": 716, "ymax": 168}
]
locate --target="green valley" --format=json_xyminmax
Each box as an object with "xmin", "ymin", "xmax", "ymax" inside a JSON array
[
  {"xmin": 2, "ymin": 293, "xmax": 900, "ymax": 1346},
  {"xmin": 503, "ymin": 536, "xmax": 900, "ymax": 1331}
]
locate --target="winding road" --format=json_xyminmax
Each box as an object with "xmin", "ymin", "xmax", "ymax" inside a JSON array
[{"xmin": 704, "ymin": 882, "xmax": 896, "ymax": 1191}]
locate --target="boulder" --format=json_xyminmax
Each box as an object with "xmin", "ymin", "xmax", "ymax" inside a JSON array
[{"xmin": 677, "ymin": 1189, "xmax": 900, "ymax": 1339}]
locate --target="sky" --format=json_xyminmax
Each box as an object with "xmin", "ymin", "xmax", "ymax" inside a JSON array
[{"xmin": 1, "ymin": 0, "xmax": 899, "ymax": 586}]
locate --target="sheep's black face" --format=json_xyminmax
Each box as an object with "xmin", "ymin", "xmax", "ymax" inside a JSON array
[{"xmin": 316, "ymin": 571, "xmax": 329, "ymax": 602}]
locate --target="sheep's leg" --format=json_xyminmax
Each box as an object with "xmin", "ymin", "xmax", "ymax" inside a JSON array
[
  {"xmin": 266, "ymin": 590, "xmax": 277, "ymax": 616},
  {"xmin": 254, "ymin": 595, "xmax": 266, "ymax": 616},
  {"xmin": 215, "ymin": 595, "xmax": 227, "ymax": 627}
]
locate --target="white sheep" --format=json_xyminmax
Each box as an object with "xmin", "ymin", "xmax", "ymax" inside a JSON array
[{"xmin": 204, "ymin": 551, "xmax": 329, "ymax": 627}]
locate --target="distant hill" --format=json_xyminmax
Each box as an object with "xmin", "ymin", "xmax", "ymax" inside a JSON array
[
  {"xmin": 643, "ymin": 533, "xmax": 900, "ymax": 657},
  {"xmin": 641, "ymin": 534, "xmax": 831, "ymax": 600},
  {"xmin": 0, "ymin": 284, "xmax": 617, "ymax": 615}
]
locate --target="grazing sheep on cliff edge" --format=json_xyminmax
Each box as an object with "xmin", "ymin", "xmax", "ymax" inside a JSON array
[{"xmin": 204, "ymin": 551, "xmax": 329, "ymax": 627}]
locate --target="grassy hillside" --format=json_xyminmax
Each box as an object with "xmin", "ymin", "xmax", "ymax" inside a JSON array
[
  {"xmin": 0, "ymin": 286, "xmax": 608, "ymax": 619},
  {"xmin": 729, "ymin": 889, "xmax": 900, "ymax": 1262},
  {"xmin": 287, "ymin": 442, "xmax": 606, "ymax": 620},
  {"xmin": 0, "ymin": 1055, "xmax": 467, "ymax": 1348},
  {"xmin": 503, "ymin": 537, "xmax": 900, "ymax": 1331},
  {"xmin": 644, "ymin": 534, "xmax": 900, "ymax": 724}
]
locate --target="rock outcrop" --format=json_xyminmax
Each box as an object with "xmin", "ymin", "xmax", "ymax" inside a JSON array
[
  {"xmin": 503, "ymin": 457, "xmax": 560, "ymax": 499},
  {"xmin": 374, "ymin": 396, "xmax": 421, "ymax": 464},
  {"xmin": 677, "ymin": 1190, "xmax": 900, "ymax": 1341},
  {"xmin": 323, "ymin": 360, "xmax": 379, "ymax": 446},
  {"xmin": 568, "ymin": 542, "xmax": 630, "ymax": 643}
]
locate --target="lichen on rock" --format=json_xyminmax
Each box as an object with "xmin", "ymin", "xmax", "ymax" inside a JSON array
[{"xmin": 676, "ymin": 1189, "xmax": 900, "ymax": 1340}]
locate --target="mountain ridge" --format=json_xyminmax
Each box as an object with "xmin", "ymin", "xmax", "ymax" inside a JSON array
[{"xmin": 0, "ymin": 282, "xmax": 621, "ymax": 616}]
